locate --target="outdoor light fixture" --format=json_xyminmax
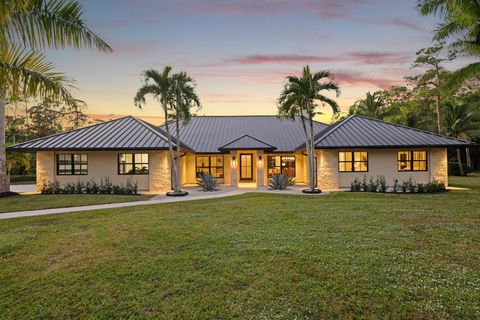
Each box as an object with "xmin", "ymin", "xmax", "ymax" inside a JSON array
[
  {"xmin": 258, "ymin": 155, "xmax": 263, "ymax": 166},
  {"xmin": 232, "ymin": 155, "xmax": 236, "ymax": 167}
]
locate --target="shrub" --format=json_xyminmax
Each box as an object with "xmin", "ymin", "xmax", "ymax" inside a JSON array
[
  {"xmin": 63, "ymin": 182, "xmax": 76, "ymax": 194},
  {"xmin": 367, "ymin": 176, "xmax": 378, "ymax": 192},
  {"xmin": 392, "ymin": 179, "xmax": 399, "ymax": 193},
  {"xmin": 41, "ymin": 180, "xmax": 62, "ymax": 194},
  {"xmin": 361, "ymin": 175, "xmax": 368, "ymax": 192},
  {"xmin": 267, "ymin": 173, "xmax": 294, "ymax": 190},
  {"xmin": 417, "ymin": 183, "xmax": 426, "ymax": 193},
  {"xmin": 350, "ymin": 178, "xmax": 362, "ymax": 192},
  {"xmin": 75, "ymin": 180, "xmax": 85, "ymax": 194},
  {"xmin": 377, "ymin": 175, "xmax": 387, "ymax": 193},
  {"xmin": 85, "ymin": 180, "xmax": 99, "ymax": 194},
  {"xmin": 426, "ymin": 179, "xmax": 446, "ymax": 193},
  {"xmin": 197, "ymin": 173, "xmax": 219, "ymax": 191},
  {"xmin": 125, "ymin": 178, "xmax": 138, "ymax": 195},
  {"xmin": 406, "ymin": 178, "xmax": 417, "ymax": 193},
  {"xmin": 99, "ymin": 177, "xmax": 113, "ymax": 194}
]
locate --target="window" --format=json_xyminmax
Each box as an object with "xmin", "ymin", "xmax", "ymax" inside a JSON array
[
  {"xmin": 398, "ymin": 151, "xmax": 427, "ymax": 171},
  {"xmin": 267, "ymin": 156, "xmax": 296, "ymax": 177},
  {"xmin": 196, "ymin": 156, "xmax": 224, "ymax": 178},
  {"xmin": 57, "ymin": 154, "xmax": 88, "ymax": 175},
  {"xmin": 118, "ymin": 153, "xmax": 149, "ymax": 175},
  {"xmin": 338, "ymin": 151, "xmax": 368, "ymax": 172}
]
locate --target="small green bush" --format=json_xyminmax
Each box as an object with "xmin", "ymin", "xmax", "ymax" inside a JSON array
[
  {"xmin": 75, "ymin": 180, "xmax": 85, "ymax": 194},
  {"xmin": 392, "ymin": 179, "xmax": 399, "ymax": 193},
  {"xmin": 377, "ymin": 176, "xmax": 387, "ymax": 193},
  {"xmin": 197, "ymin": 173, "xmax": 219, "ymax": 191},
  {"xmin": 361, "ymin": 175, "xmax": 368, "ymax": 192},
  {"xmin": 367, "ymin": 177, "xmax": 379, "ymax": 192},
  {"xmin": 350, "ymin": 178, "xmax": 362, "ymax": 192},
  {"xmin": 63, "ymin": 182, "xmax": 76, "ymax": 194}
]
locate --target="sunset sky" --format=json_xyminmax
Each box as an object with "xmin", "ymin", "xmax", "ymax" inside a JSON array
[{"xmin": 45, "ymin": 0, "xmax": 467, "ymax": 123}]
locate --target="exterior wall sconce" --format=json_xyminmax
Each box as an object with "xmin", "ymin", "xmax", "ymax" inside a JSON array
[
  {"xmin": 258, "ymin": 155, "xmax": 263, "ymax": 167},
  {"xmin": 232, "ymin": 155, "xmax": 236, "ymax": 167}
]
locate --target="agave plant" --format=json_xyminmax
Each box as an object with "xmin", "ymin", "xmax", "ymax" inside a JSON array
[
  {"xmin": 268, "ymin": 173, "xmax": 294, "ymax": 190},
  {"xmin": 197, "ymin": 173, "xmax": 219, "ymax": 191}
]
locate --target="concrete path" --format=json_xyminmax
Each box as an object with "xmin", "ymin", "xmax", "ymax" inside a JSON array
[
  {"xmin": 0, "ymin": 186, "xmax": 328, "ymax": 220},
  {"xmin": 10, "ymin": 184, "xmax": 36, "ymax": 193}
]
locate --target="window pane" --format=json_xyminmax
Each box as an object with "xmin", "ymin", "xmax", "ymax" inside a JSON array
[
  {"xmin": 413, "ymin": 151, "xmax": 426, "ymax": 161},
  {"xmin": 398, "ymin": 151, "xmax": 410, "ymax": 161},
  {"xmin": 413, "ymin": 161, "xmax": 426, "ymax": 171},
  {"xmin": 134, "ymin": 153, "xmax": 143, "ymax": 163},
  {"xmin": 339, "ymin": 162, "xmax": 353, "ymax": 172},
  {"xmin": 267, "ymin": 156, "xmax": 280, "ymax": 168},
  {"xmin": 398, "ymin": 161, "xmax": 410, "ymax": 171},
  {"xmin": 339, "ymin": 152, "xmax": 346, "ymax": 162},
  {"xmin": 282, "ymin": 156, "xmax": 295, "ymax": 168},
  {"xmin": 216, "ymin": 156, "xmax": 223, "ymax": 166},
  {"xmin": 354, "ymin": 162, "xmax": 367, "ymax": 172},
  {"xmin": 354, "ymin": 151, "xmax": 367, "ymax": 162}
]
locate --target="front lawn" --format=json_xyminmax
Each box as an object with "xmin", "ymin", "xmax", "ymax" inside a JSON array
[
  {"xmin": 0, "ymin": 194, "xmax": 152, "ymax": 213},
  {"xmin": 0, "ymin": 177, "xmax": 479, "ymax": 318}
]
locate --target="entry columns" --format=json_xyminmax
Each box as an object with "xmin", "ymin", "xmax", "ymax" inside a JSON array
[
  {"xmin": 230, "ymin": 150, "xmax": 238, "ymax": 187},
  {"xmin": 256, "ymin": 150, "xmax": 264, "ymax": 187}
]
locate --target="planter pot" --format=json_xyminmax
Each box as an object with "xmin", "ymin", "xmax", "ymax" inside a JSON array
[
  {"xmin": 166, "ymin": 190, "xmax": 189, "ymax": 197},
  {"xmin": 302, "ymin": 188, "xmax": 322, "ymax": 194}
]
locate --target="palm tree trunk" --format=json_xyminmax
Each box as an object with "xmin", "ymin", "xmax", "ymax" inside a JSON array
[
  {"xmin": 308, "ymin": 113, "xmax": 316, "ymax": 190},
  {"xmin": 299, "ymin": 111, "xmax": 314, "ymax": 191},
  {"xmin": 435, "ymin": 94, "xmax": 444, "ymax": 134},
  {"xmin": 457, "ymin": 148, "xmax": 465, "ymax": 176},
  {"xmin": 175, "ymin": 110, "xmax": 182, "ymax": 190},
  {"xmin": 0, "ymin": 97, "xmax": 10, "ymax": 193},
  {"xmin": 163, "ymin": 104, "xmax": 179, "ymax": 192},
  {"xmin": 466, "ymin": 147, "xmax": 472, "ymax": 170}
]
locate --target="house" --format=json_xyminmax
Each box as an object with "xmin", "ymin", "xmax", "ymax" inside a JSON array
[{"xmin": 7, "ymin": 114, "xmax": 472, "ymax": 192}]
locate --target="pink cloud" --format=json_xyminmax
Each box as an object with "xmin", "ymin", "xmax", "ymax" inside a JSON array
[
  {"xmin": 224, "ymin": 52, "xmax": 410, "ymax": 66},
  {"xmin": 355, "ymin": 17, "xmax": 424, "ymax": 31},
  {"xmin": 334, "ymin": 72, "xmax": 402, "ymax": 89}
]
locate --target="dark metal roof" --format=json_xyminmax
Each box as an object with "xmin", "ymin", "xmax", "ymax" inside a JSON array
[
  {"xmin": 161, "ymin": 116, "xmax": 329, "ymax": 153},
  {"xmin": 314, "ymin": 115, "xmax": 473, "ymax": 148},
  {"xmin": 7, "ymin": 116, "xmax": 175, "ymax": 151},
  {"xmin": 219, "ymin": 134, "xmax": 277, "ymax": 151}
]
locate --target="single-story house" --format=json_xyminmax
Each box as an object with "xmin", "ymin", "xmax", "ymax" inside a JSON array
[{"xmin": 7, "ymin": 114, "xmax": 472, "ymax": 192}]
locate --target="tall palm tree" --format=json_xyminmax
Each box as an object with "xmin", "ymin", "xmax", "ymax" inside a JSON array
[
  {"xmin": 134, "ymin": 67, "xmax": 183, "ymax": 195},
  {"xmin": 170, "ymin": 72, "xmax": 201, "ymax": 191},
  {"xmin": 349, "ymin": 91, "xmax": 396, "ymax": 120},
  {"xmin": 418, "ymin": 0, "xmax": 480, "ymax": 88},
  {"xmin": 444, "ymin": 101, "xmax": 479, "ymax": 176},
  {"xmin": 0, "ymin": 0, "xmax": 112, "ymax": 193},
  {"xmin": 278, "ymin": 65, "xmax": 340, "ymax": 193}
]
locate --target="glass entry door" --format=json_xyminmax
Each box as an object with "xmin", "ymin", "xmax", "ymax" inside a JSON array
[{"xmin": 239, "ymin": 154, "xmax": 253, "ymax": 181}]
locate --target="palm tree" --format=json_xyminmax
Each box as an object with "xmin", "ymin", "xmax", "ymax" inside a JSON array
[
  {"xmin": 349, "ymin": 91, "xmax": 396, "ymax": 120},
  {"xmin": 444, "ymin": 101, "xmax": 479, "ymax": 176},
  {"xmin": 418, "ymin": 0, "xmax": 480, "ymax": 88},
  {"xmin": 134, "ymin": 67, "xmax": 184, "ymax": 195},
  {"xmin": 0, "ymin": 0, "xmax": 112, "ymax": 193},
  {"xmin": 278, "ymin": 65, "xmax": 340, "ymax": 193},
  {"xmin": 170, "ymin": 72, "xmax": 201, "ymax": 191}
]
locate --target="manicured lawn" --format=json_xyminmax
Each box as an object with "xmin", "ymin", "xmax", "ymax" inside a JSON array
[
  {"xmin": 0, "ymin": 194, "xmax": 152, "ymax": 213},
  {"xmin": 0, "ymin": 177, "xmax": 479, "ymax": 318}
]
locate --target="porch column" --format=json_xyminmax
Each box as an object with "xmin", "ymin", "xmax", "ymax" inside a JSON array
[
  {"xmin": 230, "ymin": 150, "xmax": 238, "ymax": 187},
  {"xmin": 256, "ymin": 150, "xmax": 264, "ymax": 187}
]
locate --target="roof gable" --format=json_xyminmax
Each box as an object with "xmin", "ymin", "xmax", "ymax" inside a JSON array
[
  {"xmin": 8, "ymin": 116, "xmax": 175, "ymax": 151},
  {"xmin": 314, "ymin": 115, "xmax": 472, "ymax": 148},
  {"xmin": 219, "ymin": 135, "xmax": 276, "ymax": 151}
]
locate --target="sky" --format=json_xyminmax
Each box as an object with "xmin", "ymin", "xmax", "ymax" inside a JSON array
[{"xmin": 46, "ymin": 0, "xmax": 462, "ymax": 123}]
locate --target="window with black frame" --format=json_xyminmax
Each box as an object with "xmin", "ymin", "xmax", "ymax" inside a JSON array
[
  {"xmin": 196, "ymin": 156, "xmax": 224, "ymax": 178},
  {"xmin": 397, "ymin": 151, "xmax": 427, "ymax": 171},
  {"xmin": 118, "ymin": 153, "xmax": 149, "ymax": 175},
  {"xmin": 267, "ymin": 156, "xmax": 295, "ymax": 177},
  {"xmin": 57, "ymin": 154, "xmax": 88, "ymax": 175},
  {"xmin": 338, "ymin": 151, "xmax": 368, "ymax": 172}
]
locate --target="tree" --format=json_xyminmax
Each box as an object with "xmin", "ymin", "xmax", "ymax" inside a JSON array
[
  {"xmin": 418, "ymin": 0, "xmax": 480, "ymax": 88},
  {"xmin": 134, "ymin": 67, "xmax": 183, "ymax": 195},
  {"xmin": 348, "ymin": 91, "xmax": 396, "ymax": 120},
  {"xmin": 0, "ymin": 0, "xmax": 112, "ymax": 193},
  {"xmin": 408, "ymin": 41, "xmax": 454, "ymax": 133},
  {"xmin": 170, "ymin": 72, "xmax": 201, "ymax": 191},
  {"xmin": 278, "ymin": 66, "xmax": 340, "ymax": 193},
  {"xmin": 444, "ymin": 101, "xmax": 479, "ymax": 175}
]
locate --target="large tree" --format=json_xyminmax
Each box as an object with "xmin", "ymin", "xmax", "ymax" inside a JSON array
[
  {"xmin": 0, "ymin": 0, "xmax": 111, "ymax": 193},
  {"xmin": 134, "ymin": 67, "xmax": 183, "ymax": 195},
  {"xmin": 348, "ymin": 91, "xmax": 396, "ymax": 120},
  {"xmin": 418, "ymin": 0, "xmax": 480, "ymax": 88},
  {"xmin": 278, "ymin": 66, "xmax": 340, "ymax": 193},
  {"xmin": 170, "ymin": 72, "xmax": 200, "ymax": 191}
]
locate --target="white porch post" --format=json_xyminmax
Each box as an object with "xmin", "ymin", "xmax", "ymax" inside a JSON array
[
  {"xmin": 256, "ymin": 150, "xmax": 264, "ymax": 187},
  {"xmin": 230, "ymin": 150, "xmax": 238, "ymax": 187}
]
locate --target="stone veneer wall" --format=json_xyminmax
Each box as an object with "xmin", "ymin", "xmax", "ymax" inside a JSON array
[
  {"xmin": 36, "ymin": 151, "xmax": 55, "ymax": 192},
  {"xmin": 149, "ymin": 150, "xmax": 171, "ymax": 192},
  {"xmin": 317, "ymin": 149, "xmax": 338, "ymax": 190},
  {"xmin": 429, "ymin": 148, "xmax": 448, "ymax": 186}
]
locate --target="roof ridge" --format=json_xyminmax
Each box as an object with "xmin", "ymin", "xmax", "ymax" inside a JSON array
[
  {"xmin": 313, "ymin": 115, "xmax": 355, "ymax": 145},
  {"xmin": 350, "ymin": 114, "xmax": 472, "ymax": 144},
  {"xmin": 219, "ymin": 134, "xmax": 277, "ymax": 150},
  {"xmin": 8, "ymin": 115, "xmax": 134, "ymax": 148},
  {"xmin": 132, "ymin": 116, "xmax": 173, "ymax": 144},
  {"xmin": 187, "ymin": 115, "xmax": 329, "ymax": 125}
]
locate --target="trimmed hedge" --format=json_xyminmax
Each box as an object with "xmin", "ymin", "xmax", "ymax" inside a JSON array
[
  {"xmin": 351, "ymin": 175, "xmax": 446, "ymax": 193},
  {"xmin": 41, "ymin": 177, "xmax": 138, "ymax": 195}
]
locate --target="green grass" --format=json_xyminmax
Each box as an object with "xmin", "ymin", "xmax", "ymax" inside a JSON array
[
  {"xmin": 0, "ymin": 194, "xmax": 152, "ymax": 213},
  {"xmin": 0, "ymin": 177, "xmax": 479, "ymax": 319}
]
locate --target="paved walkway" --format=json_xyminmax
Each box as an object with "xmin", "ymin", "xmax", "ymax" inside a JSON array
[{"xmin": 0, "ymin": 186, "xmax": 328, "ymax": 220}]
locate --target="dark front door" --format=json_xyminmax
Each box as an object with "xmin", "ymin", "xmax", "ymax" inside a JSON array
[{"xmin": 239, "ymin": 153, "xmax": 253, "ymax": 181}]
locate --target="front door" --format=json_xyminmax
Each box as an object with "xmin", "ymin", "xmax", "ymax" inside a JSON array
[{"xmin": 239, "ymin": 153, "xmax": 253, "ymax": 181}]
